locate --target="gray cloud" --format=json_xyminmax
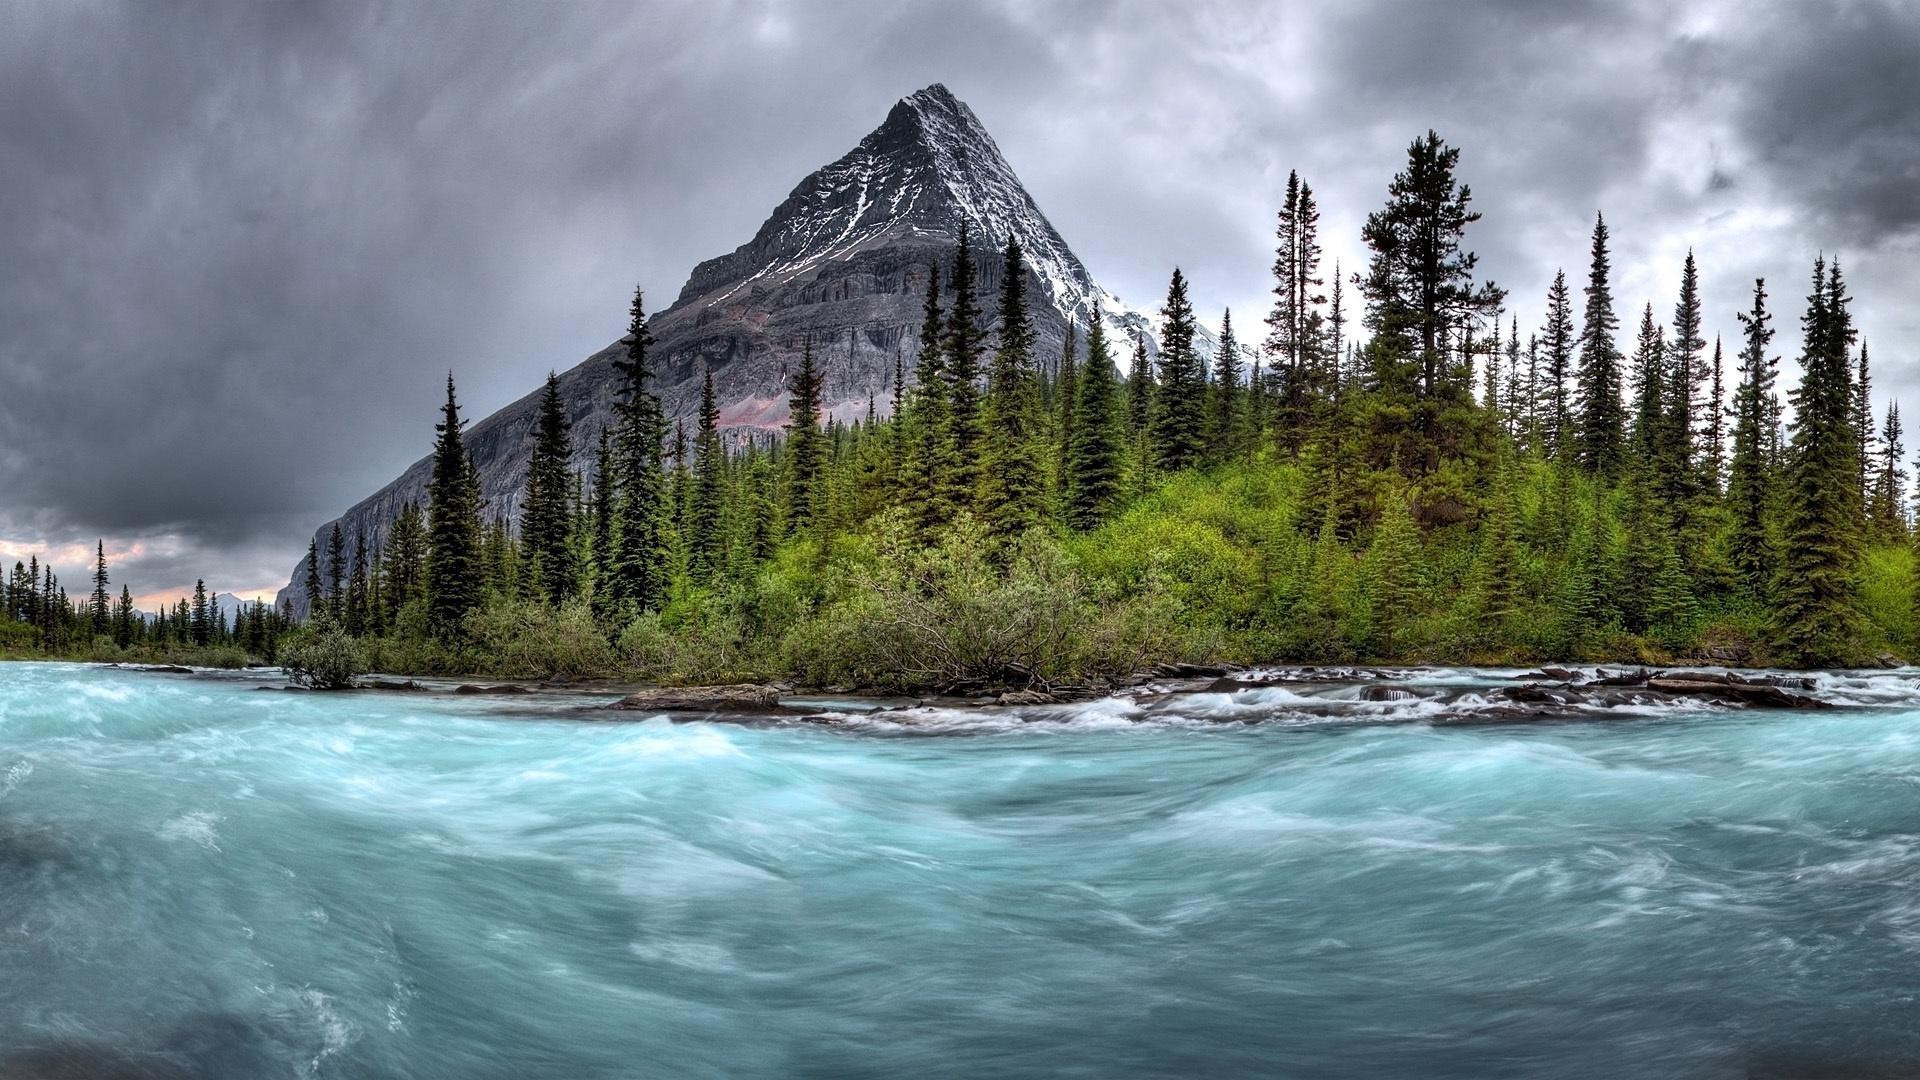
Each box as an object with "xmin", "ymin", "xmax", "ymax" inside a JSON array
[{"xmin": 2, "ymin": 0, "xmax": 1917, "ymax": 598}]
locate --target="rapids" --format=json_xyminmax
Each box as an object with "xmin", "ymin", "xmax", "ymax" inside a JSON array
[{"xmin": 3, "ymin": 662, "xmax": 1919, "ymax": 1078}]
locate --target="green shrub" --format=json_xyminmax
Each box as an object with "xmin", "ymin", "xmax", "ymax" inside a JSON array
[{"xmin": 281, "ymin": 614, "xmax": 366, "ymax": 689}]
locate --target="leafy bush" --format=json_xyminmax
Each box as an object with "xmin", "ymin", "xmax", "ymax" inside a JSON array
[
  {"xmin": 281, "ymin": 614, "xmax": 366, "ymax": 689},
  {"xmin": 460, "ymin": 597, "xmax": 617, "ymax": 681}
]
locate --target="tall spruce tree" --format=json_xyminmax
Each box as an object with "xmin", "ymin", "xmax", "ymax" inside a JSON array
[
  {"xmin": 1574, "ymin": 213, "xmax": 1626, "ymax": 475},
  {"xmin": 1206, "ymin": 309, "xmax": 1243, "ymax": 464},
  {"xmin": 977, "ymin": 236, "xmax": 1042, "ymax": 537},
  {"xmin": 1869, "ymin": 402, "xmax": 1906, "ymax": 539},
  {"xmin": 690, "ymin": 369, "xmax": 724, "ymax": 578},
  {"xmin": 1265, "ymin": 171, "xmax": 1326, "ymax": 450},
  {"xmin": 1357, "ymin": 131, "xmax": 1505, "ymax": 477},
  {"xmin": 1150, "ymin": 268, "xmax": 1206, "ymax": 473},
  {"xmin": 611, "ymin": 286, "xmax": 668, "ymax": 614},
  {"xmin": 1775, "ymin": 257, "xmax": 1861, "ymax": 664},
  {"xmin": 426, "ymin": 372, "xmax": 483, "ymax": 635},
  {"xmin": 303, "ymin": 537, "xmax": 323, "ymax": 621},
  {"xmin": 785, "ymin": 340, "xmax": 826, "ymax": 530},
  {"xmin": 523, "ymin": 372, "xmax": 577, "ymax": 604},
  {"xmin": 942, "ymin": 232, "xmax": 986, "ymax": 508},
  {"xmin": 899, "ymin": 265, "xmax": 950, "ymax": 533},
  {"xmin": 89, "ymin": 540, "xmax": 109, "ymax": 639},
  {"xmin": 1540, "ymin": 270, "xmax": 1575, "ymax": 463},
  {"xmin": 1064, "ymin": 311, "xmax": 1123, "ymax": 530},
  {"xmin": 1727, "ymin": 278, "xmax": 1778, "ymax": 599},
  {"xmin": 325, "ymin": 522, "xmax": 347, "ymax": 621}
]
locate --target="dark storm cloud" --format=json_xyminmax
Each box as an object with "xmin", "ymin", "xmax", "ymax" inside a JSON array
[{"xmin": 1, "ymin": 0, "xmax": 1915, "ymax": 595}]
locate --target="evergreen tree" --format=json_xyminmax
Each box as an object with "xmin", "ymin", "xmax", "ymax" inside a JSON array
[
  {"xmin": 1064, "ymin": 311, "xmax": 1123, "ymax": 530},
  {"xmin": 1357, "ymin": 131, "xmax": 1505, "ymax": 477},
  {"xmin": 523, "ymin": 372, "xmax": 577, "ymax": 604},
  {"xmin": 1855, "ymin": 342, "xmax": 1876, "ymax": 498},
  {"xmin": 977, "ymin": 235, "xmax": 1043, "ymax": 537},
  {"xmin": 382, "ymin": 501, "xmax": 428, "ymax": 621},
  {"xmin": 1055, "ymin": 319, "xmax": 1080, "ymax": 484},
  {"xmin": 89, "ymin": 540, "xmax": 110, "ymax": 640},
  {"xmin": 785, "ymin": 340, "xmax": 826, "ymax": 530},
  {"xmin": 1869, "ymin": 402, "xmax": 1906, "ymax": 540},
  {"xmin": 326, "ymin": 522, "xmax": 346, "ymax": 621},
  {"xmin": 1574, "ymin": 213, "xmax": 1626, "ymax": 475},
  {"xmin": 345, "ymin": 532, "xmax": 370, "ymax": 636},
  {"xmin": 589, "ymin": 429, "xmax": 615, "ymax": 613},
  {"xmin": 1205, "ymin": 308, "xmax": 1243, "ymax": 464},
  {"xmin": 1150, "ymin": 267, "xmax": 1205, "ymax": 473},
  {"xmin": 1775, "ymin": 257, "xmax": 1861, "ymax": 664},
  {"xmin": 303, "ymin": 537, "xmax": 323, "ymax": 621},
  {"xmin": 611, "ymin": 287, "xmax": 668, "ymax": 614},
  {"xmin": 113, "ymin": 584, "xmax": 134, "ymax": 649},
  {"xmin": 1265, "ymin": 171, "xmax": 1326, "ymax": 449},
  {"xmin": 1727, "ymin": 278, "xmax": 1778, "ymax": 599},
  {"xmin": 899, "ymin": 265, "xmax": 950, "ymax": 534},
  {"xmin": 1705, "ymin": 337, "xmax": 1727, "ymax": 491},
  {"xmin": 191, "ymin": 579, "xmax": 210, "ymax": 646},
  {"xmin": 1669, "ymin": 250, "xmax": 1706, "ymax": 475},
  {"xmin": 1365, "ymin": 486, "xmax": 1427, "ymax": 656},
  {"xmin": 690, "ymin": 369, "xmax": 724, "ymax": 579},
  {"xmin": 942, "ymin": 232, "xmax": 986, "ymax": 507},
  {"xmin": 426, "ymin": 372, "xmax": 483, "ymax": 635},
  {"xmin": 1540, "ymin": 270, "xmax": 1575, "ymax": 463}
]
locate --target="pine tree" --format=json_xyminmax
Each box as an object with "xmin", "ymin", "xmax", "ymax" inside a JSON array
[
  {"xmin": 1669, "ymin": 250, "xmax": 1706, "ymax": 475},
  {"xmin": 611, "ymin": 286, "xmax": 668, "ymax": 614},
  {"xmin": 1265, "ymin": 171, "xmax": 1327, "ymax": 450},
  {"xmin": 1150, "ymin": 268, "xmax": 1205, "ymax": 473},
  {"xmin": 1869, "ymin": 402, "xmax": 1906, "ymax": 540},
  {"xmin": 977, "ymin": 235, "xmax": 1043, "ymax": 538},
  {"xmin": 1357, "ymin": 131, "xmax": 1505, "ymax": 477},
  {"xmin": 1574, "ymin": 213, "xmax": 1626, "ymax": 475},
  {"xmin": 523, "ymin": 372, "xmax": 577, "ymax": 604},
  {"xmin": 1366, "ymin": 486, "xmax": 1427, "ymax": 656},
  {"xmin": 113, "ymin": 584, "xmax": 134, "ymax": 649},
  {"xmin": 690, "ymin": 369, "xmax": 724, "ymax": 579},
  {"xmin": 325, "ymin": 522, "xmax": 346, "ymax": 621},
  {"xmin": 1727, "ymin": 278, "xmax": 1778, "ymax": 600},
  {"xmin": 345, "ymin": 532, "xmax": 370, "ymax": 636},
  {"xmin": 1705, "ymin": 337, "xmax": 1727, "ymax": 491},
  {"xmin": 303, "ymin": 537, "xmax": 323, "ymax": 621},
  {"xmin": 589, "ymin": 429, "xmax": 615, "ymax": 614},
  {"xmin": 382, "ymin": 501, "xmax": 428, "ymax": 621},
  {"xmin": 89, "ymin": 540, "xmax": 109, "ymax": 640},
  {"xmin": 1775, "ymin": 257, "xmax": 1861, "ymax": 665},
  {"xmin": 1064, "ymin": 311, "xmax": 1123, "ymax": 530},
  {"xmin": 942, "ymin": 232, "xmax": 986, "ymax": 507},
  {"xmin": 191, "ymin": 579, "xmax": 210, "ymax": 646},
  {"xmin": 1540, "ymin": 270, "xmax": 1575, "ymax": 463},
  {"xmin": 1205, "ymin": 308, "xmax": 1242, "ymax": 464},
  {"xmin": 899, "ymin": 265, "xmax": 951, "ymax": 534},
  {"xmin": 1854, "ymin": 341, "xmax": 1875, "ymax": 499},
  {"xmin": 426, "ymin": 372, "xmax": 483, "ymax": 635},
  {"xmin": 1055, "ymin": 319, "xmax": 1080, "ymax": 485},
  {"xmin": 785, "ymin": 340, "xmax": 826, "ymax": 530}
]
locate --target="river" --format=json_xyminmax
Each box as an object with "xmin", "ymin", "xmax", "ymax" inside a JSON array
[{"xmin": 2, "ymin": 662, "xmax": 1918, "ymax": 1078}]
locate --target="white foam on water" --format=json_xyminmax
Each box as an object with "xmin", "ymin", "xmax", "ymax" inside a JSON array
[{"xmin": 158, "ymin": 810, "xmax": 224, "ymax": 852}]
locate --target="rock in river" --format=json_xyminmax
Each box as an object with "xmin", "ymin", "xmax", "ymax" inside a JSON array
[{"xmin": 608, "ymin": 685, "xmax": 787, "ymax": 714}]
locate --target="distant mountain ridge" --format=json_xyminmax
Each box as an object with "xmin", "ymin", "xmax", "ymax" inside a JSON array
[{"xmin": 277, "ymin": 84, "xmax": 1205, "ymax": 613}]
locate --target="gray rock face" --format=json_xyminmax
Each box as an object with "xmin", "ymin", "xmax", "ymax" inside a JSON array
[{"xmin": 277, "ymin": 84, "xmax": 1183, "ymax": 613}]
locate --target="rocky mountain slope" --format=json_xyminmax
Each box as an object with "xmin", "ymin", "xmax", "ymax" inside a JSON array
[{"xmin": 277, "ymin": 84, "xmax": 1205, "ymax": 612}]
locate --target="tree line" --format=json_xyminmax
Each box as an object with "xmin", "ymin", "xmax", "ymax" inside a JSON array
[
  {"xmin": 289, "ymin": 129, "xmax": 1912, "ymax": 675},
  {"xmin": 1, "ymin": 542, "xmax": 290, "ymax": 660}
]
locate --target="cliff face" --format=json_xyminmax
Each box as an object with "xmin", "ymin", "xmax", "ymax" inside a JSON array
[{"xmin": 277, "ymin": 84, "xmax": 1189, "ymax": 613}]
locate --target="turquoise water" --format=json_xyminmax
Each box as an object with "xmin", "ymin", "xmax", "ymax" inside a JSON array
[{"xmin": 3, "ymin": 663, "xmax": 1919, "ymax": 1078}]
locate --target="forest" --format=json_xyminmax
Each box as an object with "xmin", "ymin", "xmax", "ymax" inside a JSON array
[{"xmin": 5, "ymin": 131, "xmax": 1911, "ymax": 690}]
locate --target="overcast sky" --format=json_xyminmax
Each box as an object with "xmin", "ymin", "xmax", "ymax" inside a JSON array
[{"xmin": 3, "ymin": 0, "xmax": 1917, "ymax": 604}]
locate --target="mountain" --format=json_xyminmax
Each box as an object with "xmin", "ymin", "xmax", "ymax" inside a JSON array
[{"xmin": 277, "ymin": 84, "xmax": 1203, "ymax": 613}]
